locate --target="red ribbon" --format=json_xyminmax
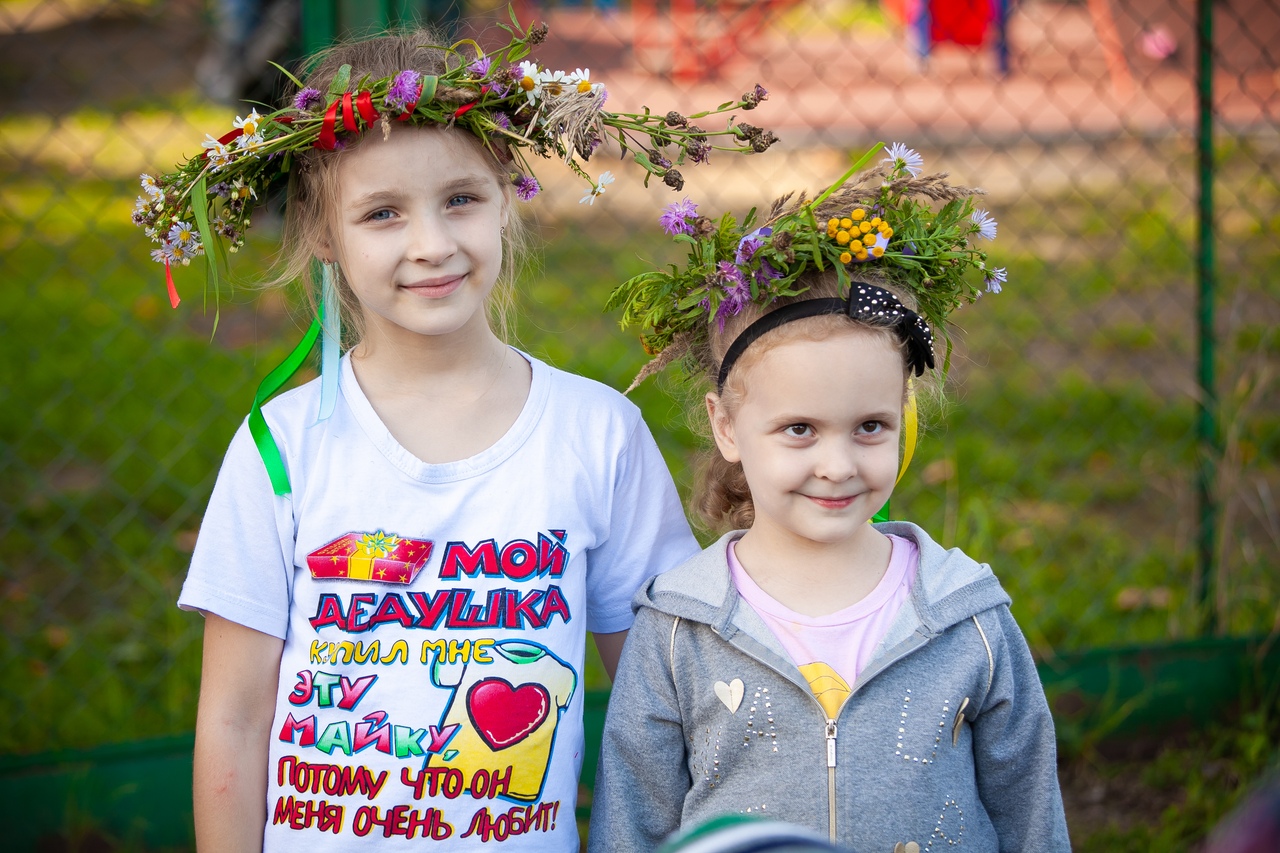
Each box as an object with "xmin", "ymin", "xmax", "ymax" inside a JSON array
[
  {"xmin": 341, "ymin": 93, "xmax": 358, "ymax": 133},
  {"xmin": 317, "ymin": 98, "xmax": 340, "ymax": 150},
  {"xmin": 356, "ymin": 90, "xmax": 378, "ymax": 125},
  {"xmin": 164, "ymin": 259, "xmax": 180, "ymax": 308}
]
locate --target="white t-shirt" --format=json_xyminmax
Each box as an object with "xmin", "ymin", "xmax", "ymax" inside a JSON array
[{"xmin": 180, "ymin": 353, "xmax": 698, "ymax": 850}]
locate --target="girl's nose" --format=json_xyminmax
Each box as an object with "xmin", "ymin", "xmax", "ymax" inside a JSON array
[
  {"xmin": 407, "ymin": 214, "xmax": 457, "ymax": 264},
  {"xmin": 814, "ymin": 440, "xmax": 857, "ymax": 482}
]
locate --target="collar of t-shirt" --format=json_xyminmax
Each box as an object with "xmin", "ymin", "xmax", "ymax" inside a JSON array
[{"xmin": 727, "ymin": 534, "xmax": 918, "ymax": 693}]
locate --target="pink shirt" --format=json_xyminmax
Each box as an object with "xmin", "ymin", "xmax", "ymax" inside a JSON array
[{"xmin": 728, "ymin": 534, "xmax": 918, "ymax": 718}]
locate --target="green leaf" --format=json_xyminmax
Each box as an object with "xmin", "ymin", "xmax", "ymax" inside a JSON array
[
  {"xmin": 420, "ymin": 75, "xmax": 439, "ymax": 104},
  {"xmin": 329, "ymin": 64, "xmax": 351, "ymax": 97},
  {"xmin": 269, "ymin": 61, "xmax": 305, "ymax": 92}
]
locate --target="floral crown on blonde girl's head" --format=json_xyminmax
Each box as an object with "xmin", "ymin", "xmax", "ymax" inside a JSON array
[
  {"xmin": 132, "ymin": 14, "xmax": 775, "ymax": 309},
  {"xmin": 608, "ymin": 142, "xmax": 1006, "ymax": 392}
]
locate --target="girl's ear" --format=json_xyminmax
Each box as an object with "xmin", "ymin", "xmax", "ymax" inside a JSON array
[{"xmin": 706, "ymin": 392, "xmax": 741, "ymax": 464}]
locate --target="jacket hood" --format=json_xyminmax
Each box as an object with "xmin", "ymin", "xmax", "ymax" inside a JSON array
[{"xmin": 636, "ymin": 521, "xmax": 1012, "ymax": 680}]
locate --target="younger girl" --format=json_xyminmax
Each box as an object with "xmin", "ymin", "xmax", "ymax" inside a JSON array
[
  {"xmin": 590, "ymin": 146, "xmax": 1070, "ymax": 852},
  {"xmin": 135, "ymin": 23, "xmax": 769, "ymax": 850}
]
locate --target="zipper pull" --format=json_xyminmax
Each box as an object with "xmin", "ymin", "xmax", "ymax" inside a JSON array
[{"xmin": 825, "ymin": 719, "xmax": 838, "ymax": 767}]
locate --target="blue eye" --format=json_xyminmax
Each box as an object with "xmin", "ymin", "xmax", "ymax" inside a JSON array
[
  {"xmin": 448, "ymin": 194, "xmax": 475, "ymax": 208},
  {"xmin": 367, "ymin": 208, "xmax": 393, "ymax": 221}
]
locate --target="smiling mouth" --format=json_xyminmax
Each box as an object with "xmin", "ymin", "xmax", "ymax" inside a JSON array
[
  {"xmin": 805, "ymin": 495, "xmax": 857, "ymax": 509},
  {"xmin": 401, "ymin": 275, "xmax": 465, "ymax": 297}
]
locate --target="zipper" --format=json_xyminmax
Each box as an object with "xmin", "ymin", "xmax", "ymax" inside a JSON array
[
  {"xmin": 712, "ymin": 625, "xmax": 932, "ymax": 845},
  {"xmin": 825, "ymin": 718, "xmax": 838, "ymax": 841}
]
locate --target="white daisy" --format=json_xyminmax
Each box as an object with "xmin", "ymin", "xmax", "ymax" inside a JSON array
[
  {"xmin": 569, "ymin": 67, "xmax": 594, "ymax": 95},
  {"xmin": 971, "ymin": 209, "xmax": 998, "ymax": 241},
  {"xmin": 202, "ymin": 135, "xmax": 233, "ymax": 170},
  {"xmin": 517, "ymin": 60, "xmax": 543, "ymax": 103},
  {"xmin": 139, "ymin": 174, "xmax": 163, "ymax": 200},
  {"xmin": 168, "ymin": 221, "xmax": 198, "ymax": 249},
  {"xmin": 236, "ymin": 132, "xmax": 265, "ymax": 156},
  {"xmin": 578, "ymin": 170, "xmax": 615, "ymax": 205},
  {"xmin": 539, "ymin": 68, "xmax": 570, "ymax": 98},
  {"xmin": 883, "ymin": 142, "xmax": 924, "ymax": 177},
  {"xmin": 233, "ymin": 109, "xmax": 263, "ymax": 137}
]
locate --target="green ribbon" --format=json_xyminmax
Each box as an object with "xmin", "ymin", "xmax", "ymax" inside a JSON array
[
  {"xmin": 249, "ymin": 317, "xmax": 321, "ymax": 495},
  {"xmin": 872, "ymin": 500, "xmax": 891, "ymax": 524}
]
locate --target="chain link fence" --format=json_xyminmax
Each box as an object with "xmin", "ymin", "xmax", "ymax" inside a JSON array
[{"xmin": 1, "ymin": 0, "xmax": 1277, "ymax": 762}]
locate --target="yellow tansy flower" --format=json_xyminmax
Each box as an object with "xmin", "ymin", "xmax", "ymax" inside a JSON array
[
  {"xmin": 836, "ymin": 230, "xmax": 851, "ymax": 245},
  {"xmin": 840, "ymin": 251, "xmax": 852, "ymax": 264},
  {"xmin": 859, "ymin": 221, "xmax": 872, "ymax": 233},
  {"xmin": 851, "ymin": 209, "xmax": 866, "ymax": 221},
  {"xmin": 862, "ymin": 234, "xmax": 876, "ymax": 247},
  {"xmin": 840, "ymin": 218, "xmax": 852, "ymax": 229},
  {"xmin": 871, "ymin": 246, "xmax": 885, "ymax": 257}
]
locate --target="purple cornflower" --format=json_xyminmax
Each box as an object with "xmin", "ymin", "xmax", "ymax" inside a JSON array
[
  {"xmin": 659, "ymin": 198, "xmax": 698, "ymax": 236},
  {"xmin": 712, "ymin": 261, "xmax": 752, "ymax": 330},
  {"xmin": 492, "ymin": 111, "xmax": 512, "ymax": 130},
  {"xmin": 293, "ymin": 87, "xmax": 324, "ymax": 112},
  {"xmin": 514, "ymin": 174, "xmax": 540, "ymax": 202},
  {"xmin": 734, "ymin": 226, "xmax": 771, "ymax": 265},
  {"xmin": 686, "ymin": 136, "xmax": 710, "ymax": 165},
  {"xmin": 385, "ymin": 69, "xmax": 422, "ymax": 112},
  {"xmin": 468, "ymin": 55, "xmax": 493, "ymax": 78},
  {"xmin": 752, "ymin": 260, "xmax": 783, "ymax": 286}
]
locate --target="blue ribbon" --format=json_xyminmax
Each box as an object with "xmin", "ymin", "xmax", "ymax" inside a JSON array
[{"xmin": 316, "ymin": 261, "xmax": 340, "ymax": 423}]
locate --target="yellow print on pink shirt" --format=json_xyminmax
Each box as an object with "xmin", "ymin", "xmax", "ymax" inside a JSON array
[{"xmin": 428, "ymin": 639, "xmax": 577, "ymax": 803}]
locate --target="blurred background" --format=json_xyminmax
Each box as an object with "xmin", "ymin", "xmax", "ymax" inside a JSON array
[{"xmin": 1, "ymin": 0, "xmax": 1277, "ymax": 849}]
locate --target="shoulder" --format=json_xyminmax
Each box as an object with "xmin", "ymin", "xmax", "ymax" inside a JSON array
[
  {"xmin": 537, "ymin": 358, "xmax": 642, "ymax": 426},
  {"xmin": 877, "ymin": 520, "xmax": 1010, "ymax": 611},
  {"xmin": 256, "ymin": 373, "xmax": 323, "ymax": 436},
  {"xmin": 635, "ymin": 533, "xmax": 739, "ymax": 617}
]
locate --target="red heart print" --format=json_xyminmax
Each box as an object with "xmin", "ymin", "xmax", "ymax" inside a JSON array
[{"xmin": 467, "ymin": 678, "xmax": 551, "ymax": 751}]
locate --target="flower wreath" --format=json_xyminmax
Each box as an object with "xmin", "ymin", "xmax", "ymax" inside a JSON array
[
  {"xmin": 132, "ymin": 14, "xmax": 775, "ymax": 308},
  {"xmin": 608, "ymin": 142, "xmax": 1006, "ymax": 389}
]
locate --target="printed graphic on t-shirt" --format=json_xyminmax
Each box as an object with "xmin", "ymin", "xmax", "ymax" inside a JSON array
[
  {"xmin": 272, "ymin": 527, "xmax": 579, "ymax": 843},
  {"xmin": 429, "ymin": 639, "xmax": 577, "ymax": 801},
  {"xmin": 307, "ymin": 530, "xmax": 434, "ymax": 584},
  {"xmin": 798, "ymin": 662, "xmax": 851, "ymax": 719}
]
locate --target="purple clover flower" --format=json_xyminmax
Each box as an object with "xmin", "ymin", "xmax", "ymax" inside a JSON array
[
  {"xmin": 492, "ymin": 112, "xmax": 512, "ymax": 130},
  {"xmin": 734, "ymin": 226, "xmax": 771, "ymax": 265},
  {"xmin": 293, "ymin": 87, "xmax": 324, "ymax": 112},
  {"xmin": 659, "ymin": 198, "xmax": 698, "ymax": 236},
  {"xmin": 514, "ymin": 175, "xmax": 540, "ymax": 202},
  {"xmin": 385, "ymin": 69, "xmax": 422, "ymax": 112},
  {"xmin": 712, "ymin": 261, "xmax": 752, "ymax": 331}
]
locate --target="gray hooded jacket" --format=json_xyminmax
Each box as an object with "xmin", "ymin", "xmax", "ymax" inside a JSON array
[{"xmin": 588, "ymin": 522, "xmax": 1069, "ymax": 852}]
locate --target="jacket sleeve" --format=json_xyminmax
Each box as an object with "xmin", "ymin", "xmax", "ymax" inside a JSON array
[
  {"xmin": 971, "ymin": 607, "xmax": 1071, "ymax": 852},
  {"xmin": 587, "ymin": 606, "xmax": 691, "ymax": 853}
]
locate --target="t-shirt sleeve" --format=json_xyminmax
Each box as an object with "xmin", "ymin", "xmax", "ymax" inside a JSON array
[
  {"xmin": 177, "ymin": 419, "xmax": 294, "ymax": 639},
  {"xmin": 584, "ymin": 416, "xmax": 699, "ymax": 635}
]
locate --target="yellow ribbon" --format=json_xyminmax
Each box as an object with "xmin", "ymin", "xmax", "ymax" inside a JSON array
[{"xmin": 896, "ymin": 383, "xmax": 918, "ymax": 486}]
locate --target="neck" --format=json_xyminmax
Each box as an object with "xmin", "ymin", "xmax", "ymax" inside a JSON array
[
  {"xmin": 734, "ymin": 522, "xmax": 892, "ymax": 617},
  {"xmin": 352, "ymin": 317, "xmax": 508, "ymax": 395}
]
